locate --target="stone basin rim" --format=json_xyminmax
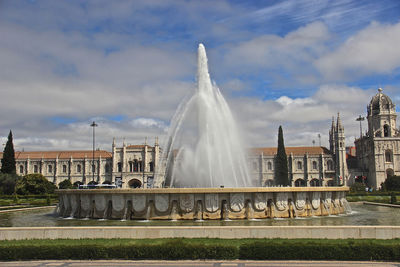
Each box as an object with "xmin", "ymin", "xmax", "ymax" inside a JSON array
[{"xmin": 56, "ymin": 186, "xmax": 349, "ymax": 194}]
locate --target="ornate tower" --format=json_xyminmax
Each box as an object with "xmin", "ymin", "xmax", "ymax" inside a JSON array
[
  {"xmin": 329, "ymin": 117, "xmax": 335, "ymax": 153},
  {"xmin": 367, "ymin": 88, "xmax": 397, "ymax": 138},
  {"xmin": 334, "ymin": 113, "xmax": 348, "ymax": 185},
  {"xmin": 365, "ymin": 88, "xmax": 400, "ymax": 188}
]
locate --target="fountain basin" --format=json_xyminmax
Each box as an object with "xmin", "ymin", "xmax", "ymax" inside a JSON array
[{"xmin": 56, "ymin": 187, "xmax": 349, "ymax": 220}]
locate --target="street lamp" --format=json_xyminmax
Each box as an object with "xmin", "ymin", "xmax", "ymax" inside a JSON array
[
  {"xmin": 90, "ymin": 121, "xmax": 98, "ymax": 182},
  {"xmin": 356, "ymin": 115, "xmax": 365, "ymax": 139}
]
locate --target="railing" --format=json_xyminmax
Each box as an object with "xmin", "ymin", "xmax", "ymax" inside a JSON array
[{"xmin": 78, "ymin": 184, "xmax": 117, "ymax": 189}]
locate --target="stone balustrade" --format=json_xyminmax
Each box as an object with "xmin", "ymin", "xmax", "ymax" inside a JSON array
[{"xmin": 56, "ymin": 187, "xmax": 350, "ymax": 220}]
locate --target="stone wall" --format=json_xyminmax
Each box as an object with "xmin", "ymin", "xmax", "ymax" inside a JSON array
[
  {"xmin": 57, "ymin": 187, "xmax": 349, "ymax": 220},
  {"xmin": 1, "ymin": 225, "xmax": 399, "ymax": 240}
]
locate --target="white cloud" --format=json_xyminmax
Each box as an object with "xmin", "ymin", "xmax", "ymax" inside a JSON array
[
  {"xmin": 315, "ymin": 21, "xmax": 400, "ymax": 81},
  {"xmin": 230, "ymin": 84, "xmax": 373, "ymax": 148}
]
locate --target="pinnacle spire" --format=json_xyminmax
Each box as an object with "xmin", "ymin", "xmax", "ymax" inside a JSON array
[{"xmin": 336, "ymin": 112, "xmax": 343, "ymax": 131}]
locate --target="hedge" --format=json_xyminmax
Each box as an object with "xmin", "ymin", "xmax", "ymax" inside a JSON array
[
  {"xmin": 1, "ymin": 239, "xmax": 400, "ymax": 261},
  {"xmin": 0, "ymin": 240, "xmax": 237, "ymax": 261},
  {"xmin": 239, "ymin": 240, "xmax": 400, "ymax": 261}
]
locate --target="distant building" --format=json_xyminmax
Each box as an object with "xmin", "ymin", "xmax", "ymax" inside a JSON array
[
  {"xmin": 0, "ymin": 117, "xmax": 352, "ymax": 189},
  {"xmin": 249, "ymin": 146, "xmax": 337, "ymax": 187},
  {"xmin": 353, "ymin": 88, "xmax": 400, "ymax": 188},
  {"xmin": 1, "ymin": 150, "xmax": 112, "ymax": 186}
]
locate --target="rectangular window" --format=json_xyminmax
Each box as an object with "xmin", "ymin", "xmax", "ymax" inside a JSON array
[
  {"xmin": 34, "ymin": 165, "xmax": 38, "ymax": 173},
  {"xmin": 63, "ymin": 165, "xmax": 67, "ymax": 173},
  {"xmin": 48, "ymin": 165, "xmax": 53, "ymax": 173}
]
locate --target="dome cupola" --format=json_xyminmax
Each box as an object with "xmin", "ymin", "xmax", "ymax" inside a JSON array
[{"xmin": 368, "ymin": 88, "xmax": 395, "ymax": 116}]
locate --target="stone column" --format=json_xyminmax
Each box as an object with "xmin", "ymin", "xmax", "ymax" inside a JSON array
[
  {"xmin": 54, "ymin": 156, "xmax": 58, "ymax": 184},
  {"xmin": 69, "ymin": 156, "xmax": 73, "ymax": 181},
  {"xmin": 98, "ymin": 155, "xmax": 101, "ymax": 183},
  {"xmin": 144, "ymin": 144, "xmax": 148, "ymax": 172},
  {"xmin": 83, "ymin": 156, "xmax": 87, "ymax": 184},
  {"xmin": 304, "ymin": 153, "xmax": 309, "ymax": 185},
  {"xmin": 26, "ymin": 157, "xmax": 30, "ymax": 175}
]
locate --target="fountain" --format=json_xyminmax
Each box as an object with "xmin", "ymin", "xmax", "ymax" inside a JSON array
[
  {"xmin": 56, "ymin": 44, "xmax": 349, "ymax": 220},
  {"xmin": 155, "ymin": 43, "xmax": 252, "ymax": 188}
]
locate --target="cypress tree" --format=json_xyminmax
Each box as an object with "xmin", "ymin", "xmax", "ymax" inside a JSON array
[
  {"xmin": 275, "ymin": 126, "xmax": 289, "ymax": 186},
  {"xmin": 1, "ymin": 130, "xmax": 16, "ymax": 174}
]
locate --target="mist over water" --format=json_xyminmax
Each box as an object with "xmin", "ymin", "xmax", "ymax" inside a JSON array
[{"xmin": 155, "ymin": 44, "xmax": 253, "ymax": 188}]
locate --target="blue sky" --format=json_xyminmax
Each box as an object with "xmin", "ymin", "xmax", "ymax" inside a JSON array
[{"xmin": 0, "ymin": 0, "xmax": 400, "ymax": 150}]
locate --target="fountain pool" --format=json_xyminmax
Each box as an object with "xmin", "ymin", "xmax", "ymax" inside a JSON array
[{"xmin": 2, "ymin": 202, "xmax": 399, "ymax": 227}]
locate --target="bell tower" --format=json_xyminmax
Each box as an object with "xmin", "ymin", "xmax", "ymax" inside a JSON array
[
  {"xmin": 367, "ymin": 88, "xmax": 397, "ymax": 138},
  {"xmin": 334, "ymin": 113, "xmax": 348, "ymax": 185}
]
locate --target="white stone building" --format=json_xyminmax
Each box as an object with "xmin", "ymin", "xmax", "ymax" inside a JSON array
[
  {"xmin": 5, "ymin": 150, "xmax": 112, "ymax": 186},
  {"xmin": 111, "ymin": 138, "xmax": 160, "ymax": 188},
  {"xmin": 354, "ymin": 88, "xmax": 400, "ymax": 188},
  {"xmin": 0, "ymin": 118, "xmax": 351, "ymax": 188}
]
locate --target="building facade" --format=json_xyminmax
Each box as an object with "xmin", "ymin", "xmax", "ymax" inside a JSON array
[
  {"xmin": 0, "ymin": 120, "xmax": 350, "ymax": 188},
  {"xmin": 6, "ymin": 150, "xmax": 112, "ymax": 186},
  {"xmin": 354, "ymin": 88, "xmax": 400, "ymax": 188}
]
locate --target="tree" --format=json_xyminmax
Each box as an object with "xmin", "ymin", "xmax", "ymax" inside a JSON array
[
  {"xmin": 58, "ymin": 179, "xmax": 73, "ymax": 189},
  {"xmin": 16, "ymin": 173, "xmax": 57, "ymax": 195},
  {"xmin": 382, "ymin": 175, "xmax": 400, "ymax": 191},
  {"xmin": 1, "ymin": 130, "xmax": 16, "ymax": 174},
  {"xmin": 0, "ymin": 173, "xmax": 18, "ymax": 195},
  {"xmin": 275, "ymin": 126, "xmax": 289, "ymax": 186}
]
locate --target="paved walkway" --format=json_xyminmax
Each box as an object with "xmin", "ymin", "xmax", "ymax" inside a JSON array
[
  {"xmin": 0, "ymin": 205, "xmax": 55, "ymax": 214},
  {"xmin": 0, "ymin": 261, "xmax": 399, "ymax": 267}
]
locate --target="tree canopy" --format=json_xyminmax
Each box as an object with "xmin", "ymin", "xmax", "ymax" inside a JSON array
[
  {"xmin": 382, "ymin": 175, "xmax": 400, "ymax": 191},
  {"xmin": 0, "ymin": 173, "xmax": 18, "ymax": 195},
  {"xmin": 58, "ymin": 179, "xmax": 73, "ymax": 189},
  {"xmin": 1, "ymin": 130, "xmax": 16, "ymax": 174},
  {"xmin": 16, "ymin": 173, "xmax": 57, "ymax": 195},
  {"xmin": 274, "ymin": 126, "xmax": 289, "ymax": 186}
]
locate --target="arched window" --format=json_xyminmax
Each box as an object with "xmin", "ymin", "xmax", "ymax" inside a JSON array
[
  {"xmin": 385, "ymin": 150, "xmax": 392, "ymax": 162},
  {"xmin": 384, "ymin": 125, "xmax": 390, "ymax": 137},
  {"xmin": 327, "ymin": 160, "xmax": 333, "ymax": 171},
  {"xmin": 117, "ymin": 162, "xmax": 122, "ymax": 172},
  {"xmin": 76, "ymin": 164, "xmax": 81, "ymax": 173},
  {"xmin": 133, "ymin": 160, "xmax": 139, "ymax": 172},
  {"xmin": 294, "ymin": 179, "xmax": 305, "ymax": 187},
  {"xmin": 62, "ymin": 164, "xmax": 67, "ymax": 173},
  {"xmin": 312, "ymin": 161, "xmax": 317, "ymax": 170},
  {"xmin": 267, "ymin": 162, "xmax": 272, "ymax": 170},
  {"xmin": 129, "ymin": 161, "xmax": 133, "ymax": 172},
  {"xmin": 297, "ymin": 161, "xmax": 302, "ymax": 170},
  {"xmin": 149, "ymin": 161, "xmax": 154, "ymax": 172},
  {"xmin": 310, "ymin": 179, "xmax": 320, "ymax": 187},
  {"xmin": 19, "ymin": 165, "xmax": 24, "ymax": 174},
  {"xmin": 48, "ymin": 165, "xmax": 52, "ymax": 173}
]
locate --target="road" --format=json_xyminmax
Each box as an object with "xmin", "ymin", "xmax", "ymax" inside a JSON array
[{"xmin": 0, "ymin": 261, "xmax": 399, "ymax": 267}]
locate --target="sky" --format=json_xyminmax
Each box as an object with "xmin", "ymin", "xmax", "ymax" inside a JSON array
[{"xmin": 0, "ymin": 0, "xmax": 400, "ymax": 152}]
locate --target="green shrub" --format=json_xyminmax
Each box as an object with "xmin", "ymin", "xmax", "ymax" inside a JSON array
[
  {"xmin": 382, "ymin": 175, "xmax": 400, "ymax": 191},
  {"xmin": 1, "ymin": 239, "xmax": 399, "ymax": 261},
  {"xmin": 239, "ymin": 240, "xmax": 400, "ymax": 261},
  {"xmin": 16, "ymin": 174, "xmax": 57, "ymax": 195},
  {"xmin": 0, "ymin": 240, "xmax": 237, "ymax": 260},
  {"xmin": 0, "ymin": 173, "xmax": 18, "ymax": 195},
  {"xmin": 350, "ymin": 182, "xmax": 366, "ymax": 193},
  {"xmin": 58, "ymin": 179, "xmax": 73, "ymax": 189}
]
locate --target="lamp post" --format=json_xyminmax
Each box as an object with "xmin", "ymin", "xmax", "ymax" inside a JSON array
[
  {"xmin": 90, "ymin": 121, "xmax": 98, "ymax": 183},
  {"xmin": 356, "ymin": 115, "xmax": 365, "ymax": 139}
]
